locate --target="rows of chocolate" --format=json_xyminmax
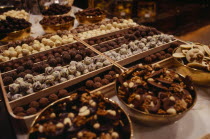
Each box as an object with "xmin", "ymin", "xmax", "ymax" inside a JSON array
[
  {"xmin": 75, "ymin": 8, "xmax": 106, "ymax": 17},
  {"xmin": 41, "ymin": 4, "xmax": 71, "ymax": 16},
  {"xmin": 117, "ymin": 64, "xmax": 194, "ymax": 115},
  {"xmin": 0, "ymin": 16, "xmax": 31, "ymax": 34},
  {"xmin": 12, "ymin": 69, "xmax": 117, "ymax": 116},
  {"xmin": 29, "ymin": 91, "xmax": 131, "ymax": 139},
  {"xmin": 0, "ymin": 9, "xmax": 29, "ymax": 20},
  {"xmin": 0, "ymin": 18, "xmax": 136, "ymax": 62},
  {"xmin": 173, "ymin": 43, "xmax": 210, "ymax": 72},
  {"xmin": 40, "ymin": 16, "xmax": 75, "ymax": 26}
]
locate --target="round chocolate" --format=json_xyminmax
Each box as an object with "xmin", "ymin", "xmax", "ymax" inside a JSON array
[
  {"xmin": 93, "ymin": 77, "xmax": 101, "ymax": 83},
  {"xmin": 93, "ymin": 82, "xmax": 102, "ymax": 89},
  {"xmin": 26, "ymin": 107, "xmax": 37, "ymax": 115},
  {"xmin": 85, "ymin": 80, "xmax": 94, "ymax": 89},
  {"xmin": 3, "ymin": 76, "xmax": 13, "ymax": 85},
  {"xmin": 39, "ymin": 98, "xmax": 49, "ymax": 107},
  {"xmin": 58, "ymin": 89, "xmax": 69, "ymax": 98},
  {"xmin": 13, "ymin": 107, "xmax": 24, "ymax": 114},
  {"xmin": 108, "ymin": 71, "xmax": 116, "ymax": 77},
  {"xmin": 29, "ymin": 101, "xmax": 39, "ymax": 108},
  {"xmin": 18, "ymin": 72, "xmax": 26, "ymax": 78},
  {"xmin": 48, "ymin": 58, "xmax": 57, "ymax": 67},
  {"xmin": 101, "ymin": 79, "xmax": 109, "ymax": 85},
  {"xmin": 167, "ymin": 48, "xmax": 174, "ymax": 53},
  {"xmin": 24, "ymin": 61, "xmax": 34, "ymax": 69},
  {"xmin": 74, "ymin": 54, "xmax": 82, "ymax": 61},
  {"xmin": 104, "ymin": 75, "xmax": 113, "ymax": 82},
  {"xmin": 48, "ymin": 94, "xmax": 59, "ymax": 102}
]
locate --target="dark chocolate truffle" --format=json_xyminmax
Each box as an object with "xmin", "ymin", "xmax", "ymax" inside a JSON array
[
  {"xmin": 160, "ymin": 51, "xmax": 165, "ymax": 55},
  {"xmin": 48, "ymin": 94, "xmax": 59, "ymax": 102},
  {"xmin": 48, "ymin": 58, "xmax": 57, "ymax": 67},
  {"xmin": 85, "ymin": 80, "xmax": 94, "ymax": 89},
  {"xmin": 58, "ymin": 89, "xmax": 69, "ymax": 98},
  {"xmin": 39, "ymin": 98, "xmax": 49, "ymax": 107},
  {"xmin": 17, "ymin": 66, "xmax": 25, "ymax": 73},
  {"xmin": 62, "ymin": 54, "xmax": 71, "ymax": 62},
  {"xmin": 16, "ymin": 112, "xmax": 26, "ymax": 116},
  {"xmin": 74, "ymin": 54, "xmax": 82, "ymax": 61},
  {"xmin": 101, "ymin": 79, "xmax": 109, "ymax": 85},
  {"xmin": 26, "ymin": 107, "xmax": 37, "ymax": 115},
  {"xmin": 167, "ymin": 48, "xmax": 174, "ymax": 53},
  {"xmin": 108, "ymin": 71, "xmax": 116, "ymax": 77},
  {"xmin": 13, "ymin": 107, "xmax": 24, "ymax": 114},
  {"xmin": 144, "ymin": 57, "xmax": 152, "ymax": 63},
  {"xmin": 150, "ymin": 54, "xmax": 157, "ymax": 61},
  {"xmin": 165, "ymin": 53, "xmax": 171, "ymax": 58},
  {"xmin": 68, "ymin": 50, "xmax": 76, "ymax": 58},
  {"xmin": 104, "ymin": 75, "xmax": 113, "ymax": 82},
  {"xmin": 155, "ymin": 53, "xmax": 161, "ymax": 57},
  {"xmin": 29, "ymin": 101, "xmax": 39, "ymax": 108},
  {"xmin": 24, "ymin": 61, "xmax": 34, "ymax": 69},
  {"xmin": 3, "ymin": 76, "xmax": 13, "ymax": 85},
  {"xmin": 24, "ymin": 69, "xmax": 33, "ymax": 74},
  {"xmin": 18, "ymin": 72, "xmax": 27, "ymax": 78},
  {"xmin": 93, "ymin": 82, "xmax": 102, "ymax": 89},
  {"xmin": 93, "ymin": 77, "xmax": 101, "ymax": 83}
]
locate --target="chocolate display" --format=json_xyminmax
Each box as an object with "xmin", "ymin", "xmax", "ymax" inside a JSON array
[
  {"xmin": 6, "ymin": 55, "xmax": 111, "ymax": 101},
  {"xmin": 0, "ymin": 10, "xmax": 29, "ymax": 20},
  {"xmin": 42, "ymin": 4, "xmax": 71, "ymax": 16},
  {"xmin": 75, "ymin": 8, "xmax": 106, "ymax": 17},
  {"xmin": 29, "ymin": 91, "xmax": 132, "ymax": 139},
  {"xmin": 117, "ymin": 64, "xmax": 195, "ymax": 115},
  {"xmin": 40, "ymin": 16, "xmax": 74, "ymax": 26},
  {"xmin": 0, "ymin": 16, "xmax": 31, "ymax": 34},
  {"xmin": 12, "ymin": 89, "xmax": 70, "ymax": 116},
  {"xmin": 173, "ymin": 43, "xmax": 210, "ymax": 72}
]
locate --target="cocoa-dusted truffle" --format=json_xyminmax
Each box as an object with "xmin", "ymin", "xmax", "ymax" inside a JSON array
[
  {"xmin": 93, "ymin": 77, "xmax": 101, "ymax": 83},
  {"xmin": 74, "ymin": 54, "xmax": 82, "ymax": 61},
  {"xmin": 93, "ymin": 82, "xmax": 102, "ymax": 89},
  {"xmin": 167, "ymin": 48, "xmax": 174, "ymax": 53},
  {"xmin": 55, "ymin": 57, "xmax": 63, "ymax": 64},
  {"xmin": 85, "ymin": 80, "xmax": 94, "ymax": 89},
  {"xmin": 48, "ymin": 58, "xmax": 57, "ymax": 67},
  {"xmin": 101, "ymin": 79, "xmax": 109, "ymax": 85},
  {"xmin": 26, "ymin": 107, "xmax": 37, "ymax": 115},
  {"xmin": 3, "ymin": 76, "xmax": 13, "ymax": 85},
  {"xmin": 108, "ymin": 71, "xmax": 116, "ymax": 77},
  {"xmin": 165, "ymin": 53, "xmax": 171, "ymax": 58},
  {"xmin": 62, "ymin": 54, "xmax": 71, "ymax": 62},
  {"xmin": 24, "ymin": 61, "xmax": 34, "ymax": 69},
  {"xmin": 48, "ymin": 94, "xmax": 59, "ymax": 102},
  {"xmin": 155, "ymin": 53, "xmax": 161, "ymax": 58},
  {"xmin": 13, "ymin": 107, "xmax": 24, "ymax": 114},
  {"xmin": 29, "ymin": 101, "xmax": 39, "ymax": 108},
  {"xmin": 17, "ymin": 66, "xmax": 25, "ymax": 73},
  {"xmin": 104, "ymin": 75, "xmax": 113, "ymax": 82},
  {"xmin": 58, "ymin": 89, "xmax": 69, "ymax": 98},
  {"xmin": 18, "ymin": 72, "xmax": 27, "ymax": 78},
  {"xmin": 160, "ymin": 51, "xmax": 165, "ymax": 55},
  {"xmin": 16, "ymin": 112, "xmax": 26, "ymax": 116},
  {"xmin": 24, "ymin": 69, "xmax": 33, "ymax": 74},
  {"xmin": 150, "ymin": 54, "xmax": 157, "ymax": 60},
  {"xmin": 39, "ymin": 98, "xmax": 49, "ymax": 107},
  {"xmin": 68, "ymin": 50, "xmax": 76, "ymax": 58}
]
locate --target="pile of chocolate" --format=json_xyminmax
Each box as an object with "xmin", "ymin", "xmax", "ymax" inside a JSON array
[
  {"xmin": 40, "ymin": 16, "xmax": 74, "ymax": 26},
  {"xmin": 13, "ymin": 89, "xmax": 70, "ymax": 116},
  {"xmin": 117, "ymin": 64, "xmax": 195, "ymax": 115},
  {"xmin": 75, "ymin": 8, "xmax": 105, "ymax": 17},
  {"xmin": 29, "ymin": 91, "xmax": 131, "ymax": 139},
  {"xmin": 0, "ymin": 16, "xmax": 31, "ymax": 33},
  {"xmin": 85, "ymin": 70, "xmax": 116, "ymax": 90},
  {"xmin": 42, "ymin": 4, "xmax": 71, "ymax": 15}
]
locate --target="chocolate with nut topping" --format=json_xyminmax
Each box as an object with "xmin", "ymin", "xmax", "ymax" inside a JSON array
[
  {"xmin": 117, "ymin": 64, "xmax": 194, "ymax": 115},
  {"xmin": 29, "ymin": 91, "xmax": 131, "ymax": 139}
]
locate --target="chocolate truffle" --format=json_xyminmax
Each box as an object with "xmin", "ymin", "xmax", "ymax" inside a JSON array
[
  {"xmin": 18, "ymin": 72, "xmax": 27, "ymax": 78},
  {"xmin": 24, "ymin": 61, "xmax": 34, "ymax": 69},
  {"xmin": 13, "ymin": 107, "xmax": 24, "ymax": 114},
  {"xmin": 17, "ymin": 66, "xmax": 25, "ymax": 73},
  {"xmin": 68, "ymin": 50, "xmax": 76, "ymax": 58},
  {"xmin": 155, "ymin": 53, "xmax": 161, "ymax": 57},
  {"xmin": 48, "ymin": 94, "xmax": 59, "ymax": 102},
  {"xmin": 101, "ymin": 79, "xmax": 109, "ymax": 85},
  {"xmin": 39, "ymin": 98, "xmax": 49, "ymax": 107},
  {"xmin": 29, "ymin": 101, "xmax": 39, "ymax": 108},
  {"xmin": 56, "ymin": 57, "xmax": 63, "ymax": 64},
  {"xmin": 16, "ymin": 112, "xmax": 26, "ymax": 116},
  {"xmin": 85, "ymin": 80, "xmax": 94, "ymax": 89},
  {"xmin": 104, "ymin": 75, "xmax": 113, "ymax": 82},
  {"xmin": 3, "ymin": 77, "xmax": 13, "ymax": 85},
  {"xmin": 93, "ymin": 77, "xmax": 101, "ymax": 83},
  {"xmin": 26, "ymin": 107, "xmax": 37, "ymax": 115},
  {"xmin": 25, "ymin": 69, "xmax": 33, "ymax": 74},
  {"xmin": 108, "ymin": 71, "xmax": 116, "ymax": 77},
  {"xmin": 167, "ymin": 48, "xmax": 174, "ymax": 53},
  {"xmin": 62, "ymin": 54, "xmax": 71, "ymax": 62},
  {"xmin": 74, "ymin": 54, "xmax": 82, "ymax": 61},
  {"xmin": 150, "ymin": 54, "xmax": 157, "ymax": 61},
  {"xmin": 160, "ymin": 51, "xmax": 165, "ymax": 55},
  {"xmin": 165, "ymin": 53, "xmax": 171, "ymax": 58},
  {"xmin": 93, "ymin": 82, "xmax": 102, "ymax": 89},
  {"xmin": 58, "ymin": 89, "xmax": 69, "ymax": 98},
  {"xmin": 48, "ymin": 58, "xmax": 57, "ymax": 67}
]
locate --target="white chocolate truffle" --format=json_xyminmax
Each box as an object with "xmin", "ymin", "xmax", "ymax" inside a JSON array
[
  {"xmin": 15, "ymin": 77, "xmax": 24, "ymax": 84},
  {"xmin": 88, "ymin": 63, "xmax": 96, "ymax": 71},
  {"xmin": 96, "ymin": 62, "xmax": 103, "ymax": 69},
  {"xmin": 60, "ymin": 77, "xmax": 67, "ymax": 82},
  {"xmin": 76, "ymin": 62, "xmax": 85, "ymax": 72},
  {"xmin": 75, "ymin": 71, "xmax": 81, "ymax": 77},
  {"xmin": 68, "ymin": 66, "xmax": 76, "ymax": 74},
  {"xmin": 52, "ymin": 71, "xmax": 61, "ymax": 81},
  {"xmin": 24, "ymin": 74, "xmax": 34, "ymax": 83},
  {"xmin": 9, "ymin": 83, "xmax": 20, "ymax": 94},
  {"xmin": 45, "ymin": 67, "xmax": 54, "ymax": 75},
  {"xmin": 33, "ymin": 75, "xmax": 45, "ymax": 84},
  {"xmin": 67, "ymin": 75, "xmax": 75, "ymax": 80},
  {"xmin": 12, "ymin": 94, "xmax": 23, "ymax": 100},
  {"xmin": 33, "ymin": 81, "xmax": 43, "ymax": 92},
  {"xmin": 19, "ymin": 81, "xmax": 31, "ymax": 92},
  {"xmin": 84, "ymin": 57, "xmax": 93, "ymax": 65},
  {"xmin": 45, "ymin": 75, "xmax": 55, "ymax": 85},
  {"xmin": 22, "ymin": 49, "xmax": 30, "ymax": 56},
  {"xmin": 60, "ymin": 68, "xmax": 69, "ymax": 78},
  {"xmin": 54, "ymin": 66, "xmax": 62, "ymax": 72},
  {"xmin": 3, "ymin": 50, "xmax": 10, "ymax": 57}
]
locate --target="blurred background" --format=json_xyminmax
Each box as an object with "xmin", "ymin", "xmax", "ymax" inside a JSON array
[{"xmin": 1, "ymin": 0, "xmax": 210, "ymax": 44}]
